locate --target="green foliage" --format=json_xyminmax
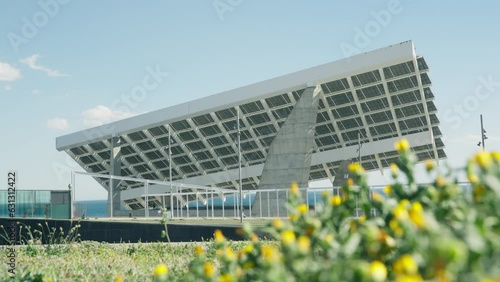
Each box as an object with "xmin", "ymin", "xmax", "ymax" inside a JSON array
[
  {"xmin": 0, "ymin": 221, "xmax": 81, "ymax": 255},
  {"xmin": 158, "ymin": 140, "xmax": 500, "ymax": 282},
  {"xmin": 4, "ymin": 140, "xmax": 500, "ymax": 281},
  {"xmin": 160, "ymin": 208, "xmax": 171, "ymax": 242}
]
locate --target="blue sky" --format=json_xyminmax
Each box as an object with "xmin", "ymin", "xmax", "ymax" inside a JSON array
[{"xmin": 1, "ymin": 0, "xmax": 500, "ymax": 200}]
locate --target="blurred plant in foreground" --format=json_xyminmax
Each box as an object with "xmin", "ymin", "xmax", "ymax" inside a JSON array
[{"xmin": 158, "ymin": 139, "xmax": 500, "ymax": 281}]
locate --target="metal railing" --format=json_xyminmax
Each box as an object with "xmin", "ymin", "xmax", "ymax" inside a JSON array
[{"xmin": 72, "ymin": 171, "xmax": 472, "ymax": 220}]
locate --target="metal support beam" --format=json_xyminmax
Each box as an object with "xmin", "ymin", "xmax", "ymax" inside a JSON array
[
  {"xmin": 237, "ymin": 107, "xmax": 243, "ymax": 223},
  {"xmin": 109, "ymin": 135, "xmax": 122, "ymax": 217}
]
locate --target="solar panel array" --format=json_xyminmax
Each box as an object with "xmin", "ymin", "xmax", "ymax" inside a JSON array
[{"xmin": 64, "ymin": 56, "xmax": 445, "ymax": 209}]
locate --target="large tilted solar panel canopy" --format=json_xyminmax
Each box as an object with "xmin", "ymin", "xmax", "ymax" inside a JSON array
[{"xmin": 56, "ymin": 41, "xmax": 445, "ymax": 210}]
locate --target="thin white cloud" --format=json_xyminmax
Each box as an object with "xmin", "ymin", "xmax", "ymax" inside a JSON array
[
  {"xmin": 32, "ymin": 89, "xmax": 40, "ymax": 95},
  {"xmin": 82, "ymin": 105, "xmax": 136, "ymax": 128},
  {"xmin": 20, "ymin": 54, "xmax": 68, "ymax": 77},
  {"xmin": 4, "ymin": 85, "xmax": 12, "ymax": 91},
  {"xmin": 47, "ymin": 117, "xmax": 70, "ymax": 130},
  {"xmin": 0, "ymin": 62, "xmax": 21, "ymax": 81}
]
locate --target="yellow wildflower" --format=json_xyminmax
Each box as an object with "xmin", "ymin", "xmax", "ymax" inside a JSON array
[
  {"xmin": 390, "ymin": 163, "xmax": 399, "ymax": 177},
  {"xmin": 436, "ymin": 175, "xmax": 446, "ymax": 187},
  {"xmin": 153, "ymin": 263, "xmax": 168, "ymax": 277},
  {"xmin": 238, "ymin": 244, "xmax": 252, "ymax": 258},
  {"xmin": 261, "ymin": 245, "xmax": 280, "ymax": 262},
  {"xmin": 468, "ymin": 173, "xmax": 479, "ymax": 183},
  {"xmin": 425, "ymin": 159, "xmax": 435, "ymax": 172},
  {"xmin": 399, "ymin": 199, "xmax": 410, "ymax": 208},
  {"xmin": 358, "ymin": 215, "xmax": 366, "ymax": 223},
  {"xmin": 409, "ymin": 202, "xmax": 425, "ymax": 229},
  {"xmin": 349, "ymin": 163, "xmax": 364, "ymax": 174},
  {"xmin": 393, "ymin": 205, "xmax": 409, "ymax": 221},
  {"xmin": 347, "ymin": 178, "xmax": 354, "ymax": 186},
  {"xmin": 204, "ymin": 262, "xmax": 214, "ymax": 277},
  {"xmin": 281, "ymin": 229, "xmax": 296, "ymax": 245},
  {"xmin": 219, "ymin": 274, "xmax": 234, "ymax": 282},
  {"xmin": 475, "ymin": 151, "xmax": 493, "ymax": 169},
  {"xmin": 410, "ymin": 201, "xmax": 423, "ymax": 213},
  {"xmin": 242, "ymin": 244, "xmax": 253, "ymax": 254},
  {"xmin": 393, "ymin": 254, "xmax": 418, "ymax": 275},
  {"xmin": 378, "ymin": 230, "xmax": 396, "ymax": 247},
  {"xmin": 297, "ymin": 235, "xmax": 311, "ymax": 253},
  {"xmin": 491, "ymin": 151, "xmax": 500, "ymax": 161},
  {"xmin": 216, "ymin": 249, "xmax": 223, "ymax": 257},
  {"xmin": 384, "ymin": 185, "xmax": 392, "ymax": 194},
  {"xmin": 324, "ymin": 234, "xmax": 334, "ymax": 244},
  {"xmin": 289, "ymin": 214, "xmax": 298, "ymax": 222},
  {"xmin": 297, "ymin": 204, "xmax": 308, "ymax": 214},
  {"xmin": 251, "ymin": 233, "xmax": 259, "ymax": 242},
  {"xmin": 290, "ymin": 181, "xmax": 299, "ymax": 195},
  {"xmin": 372, "ymin": 192, "xmax": 382, "ymax": 202},
  {"xmin": 114, "ymin": 275, "xmax": 123, "ymax": 282},
  {"xmin": 389, "ymin": 219, "xmax": 399, "ymax": 230},
  {"xmin": 369, "ymin": 261, "xmax": 388, "ymax": 282},
  {"xmin": 390, "ymin": 228, "xmax": 404, "ymax": 239},
  {"xmin": 214, "ymin": 229, "xmax": 225, "ymax": 243},
  {"xmin": 224, "ymin": 246, "xmax": 236, "ymax": 260},
  {"xmin": 194, "ymin": 245, "xmax": 204, "ymax": 256},
  {"xmin": 395, "ymin": 139, "xmax": 410, "ymax": 151},
  {"xmin": 273, "ymin": 218, "xmax": 283, "ymax": 230},
  {"xmin": 330, "ymin": 195, "xmax": 342, "ymax": 206},
  {"xmin": 389, "ymin": 219, "xmax": 404, "ymax": 237}
]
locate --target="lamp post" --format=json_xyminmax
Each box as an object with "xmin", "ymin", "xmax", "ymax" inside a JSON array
[
  {"xmin": 68, "ymin": 183, "xmax": 73, "ymax": 219},
  {"xmin": 168, "ymin": 127, "xmax": 174, "ymax": 218},
  {"xmin": 355, "ymin": 131, "xmax": 363, "ymax": 218},
  {"xmin": 237, "ymin": 108, "xmax": 243, "ymax": 223},
  {"xmin": 478, "ymin": 114, "xmax": 487, "ymax": 151},
  {"xmin": 356, "ymin": 132, "xmax": 363, "ymax": 166}
]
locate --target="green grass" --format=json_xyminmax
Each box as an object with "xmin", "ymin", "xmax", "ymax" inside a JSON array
[
  {"xmin": 1, "ymin": 240, "xmax": 255, "ymax": 281},
  {"xmin": 0, "ymin": 217, "xmax": 276, "ymax": 281}
]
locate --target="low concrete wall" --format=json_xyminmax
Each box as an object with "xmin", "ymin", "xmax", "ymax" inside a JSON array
[{"xmin": 0, "ymin": 218, "xmax": 244, "ymax": 245}]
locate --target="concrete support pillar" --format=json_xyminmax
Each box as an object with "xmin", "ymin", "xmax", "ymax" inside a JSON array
[
  {"xmin": 252, "ymin": 85, "xmax": 321, "ymax": 217},
  {"xmin": 108, "ymin": 136, "xmax": 122, "ymax": 217}
]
